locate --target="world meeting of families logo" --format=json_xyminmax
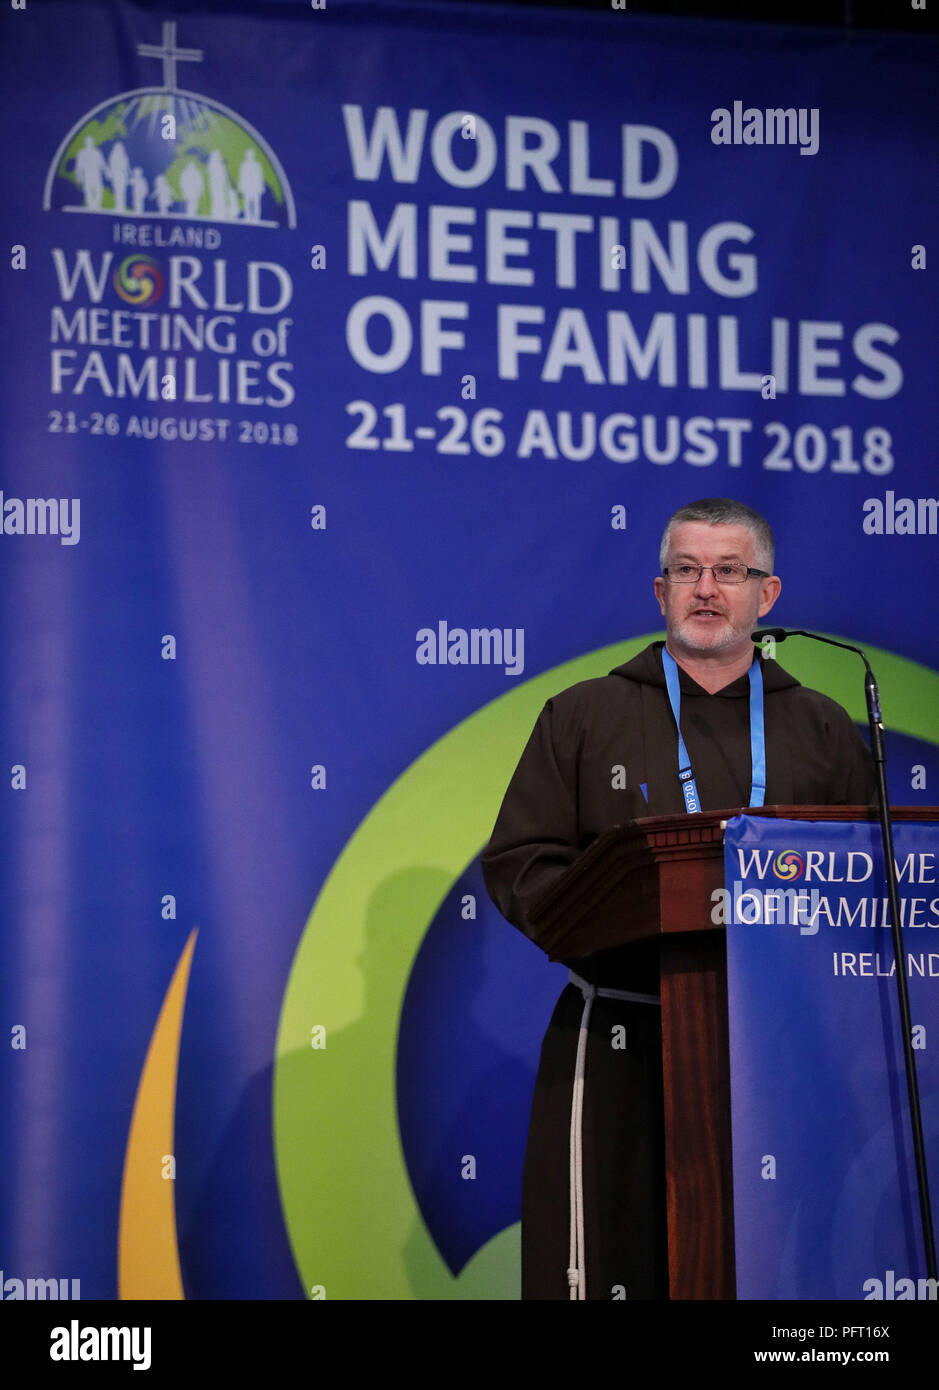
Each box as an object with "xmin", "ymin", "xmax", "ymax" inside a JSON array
[
  {"xmin": 774, "ymin": 850, "xmax": 805, "ymax": 881},
  {"xmin": 41, "ymin": 21, "xmax": 300, "ymax": 415},
  {"xmin": 43, "ymin": 21, "xmax": 296, "ymax": 229}
]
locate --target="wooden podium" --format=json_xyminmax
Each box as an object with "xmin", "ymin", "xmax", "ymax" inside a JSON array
[{"xmin": 527, "ymin": 804, "xmax": 936, "ymax": 1300}]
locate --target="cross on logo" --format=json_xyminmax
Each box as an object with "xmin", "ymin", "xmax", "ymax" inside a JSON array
[{"xmin": 137, "ymin": 21, "xmax": 203, "ymax": 92}]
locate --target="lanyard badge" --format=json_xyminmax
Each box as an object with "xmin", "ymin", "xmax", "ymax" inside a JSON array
[{"xmin": 661, "ymin": 648, "xmax": 766, "ymax": 812}]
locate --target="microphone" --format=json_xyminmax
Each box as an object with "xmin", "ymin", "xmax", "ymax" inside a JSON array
[
  {"xmin": 753, "ymin": 625, "xmax": 870, "ymax": 668},
  {"xmin": 751, "ymin": 624, "xmax": 936, "ymax": 1278},
  {"xmin": 751, "ymin": 627, "xmax": 881, "ymax": 719}
]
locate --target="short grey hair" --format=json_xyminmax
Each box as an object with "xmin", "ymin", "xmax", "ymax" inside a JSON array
[{"xmin": 659, "ymin": 498, "xmax": 775, "ymax": 574}]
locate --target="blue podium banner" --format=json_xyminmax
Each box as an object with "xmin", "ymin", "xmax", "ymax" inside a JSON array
[{"xmin": 724, "ymin": 815, "xmax": 939, "ymax": 1301}]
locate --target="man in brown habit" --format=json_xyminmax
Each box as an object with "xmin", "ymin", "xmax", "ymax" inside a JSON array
[{"xmin": 481, "ymin": 497, "xmax": 876, "ymax": 1300}]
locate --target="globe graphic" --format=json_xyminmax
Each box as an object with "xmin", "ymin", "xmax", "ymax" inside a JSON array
[{"xmin": 49, "ymin": 90, "xmax": 293, "ymax": 228}]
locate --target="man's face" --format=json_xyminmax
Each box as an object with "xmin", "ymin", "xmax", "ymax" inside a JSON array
[{"xmin": 653, "ymin": 521, "xmax": 781, "ymax": 661}]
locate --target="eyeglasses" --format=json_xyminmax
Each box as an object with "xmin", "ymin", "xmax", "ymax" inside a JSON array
[{"xmin": 662, "ymin": 563, "xmax": 769, "ymax": 585}]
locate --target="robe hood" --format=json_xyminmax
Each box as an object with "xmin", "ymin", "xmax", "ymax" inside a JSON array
[{"xmin": 608, "ymin": 640, "xmax": 801, "ymax": 694}]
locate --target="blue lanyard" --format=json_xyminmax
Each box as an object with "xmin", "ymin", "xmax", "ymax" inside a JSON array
[{"xmin": 661, "ymin": 648, "xmax": 766, "ymax": 813}]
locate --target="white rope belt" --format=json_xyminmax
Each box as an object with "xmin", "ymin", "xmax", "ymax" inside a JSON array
[{"xmin": 566, "ymin": 968, "xmax": 661, "ymax": 1301}]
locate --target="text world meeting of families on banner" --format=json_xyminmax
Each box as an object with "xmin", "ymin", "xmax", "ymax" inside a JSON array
[
  {"xmin": 0, "ymin": 0, "xmax": 936, "ymax": 1300},
  {"xmin": 725, "ymin": 817, "xmax": 939, "ymax": 1302}
]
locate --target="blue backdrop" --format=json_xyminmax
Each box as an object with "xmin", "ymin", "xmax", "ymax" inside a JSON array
[{"xmin": 0, "ymin": 0, "xmax": 936, "ymax": 1299}]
